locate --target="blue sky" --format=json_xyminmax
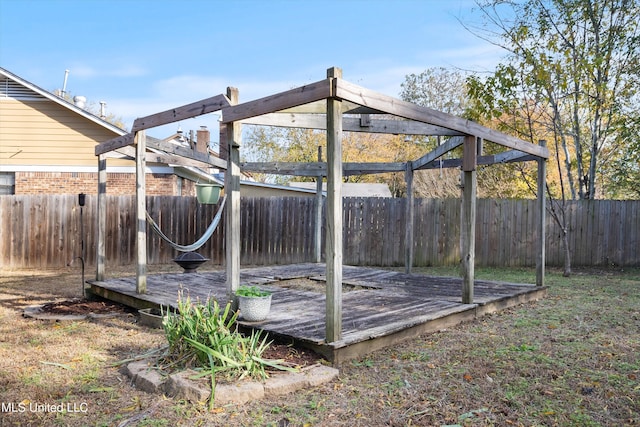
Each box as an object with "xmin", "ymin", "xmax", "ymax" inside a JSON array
[{"xmin": 0, "ymin": 0, "xmax": 503, "ymax": 137}]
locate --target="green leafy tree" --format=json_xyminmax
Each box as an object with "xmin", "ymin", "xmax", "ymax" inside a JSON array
[
  {"xmin": 602, "ymin": 114, "xmax": 640, "ymax": 199},
  {"xmin": 243, "ymin": 125, "xmax": 423, "ymax": 196},
  {"xmin": 468, "ymin": 0, "xmax": 640, "ymax": 201},
  {"xmin": 465, "ymin": 0, "xmax": 640, "ymax": 275},
  {"xmin": 400, "ymin": 67, "xmax": 532, "ymax": 198}
]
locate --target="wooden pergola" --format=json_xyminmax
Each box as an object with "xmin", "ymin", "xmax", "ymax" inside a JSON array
[{"xmin": 94, "ymin": 66, "xmax": 549, "ymax": 344}]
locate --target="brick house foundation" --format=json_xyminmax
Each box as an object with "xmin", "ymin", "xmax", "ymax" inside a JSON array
[{"xmin": 14, "ymin": 171, "xmax": 198, "ymax": 196}]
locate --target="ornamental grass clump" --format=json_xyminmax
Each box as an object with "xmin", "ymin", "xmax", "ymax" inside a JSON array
[{"xmin": 161, "ymin": 291, "xmax": 295, "ymax": 408}]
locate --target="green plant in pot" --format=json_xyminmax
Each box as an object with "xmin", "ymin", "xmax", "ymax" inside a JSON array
[{"xmin": 235, "ymin": 285, "xmax": 272, "ymax": 322}]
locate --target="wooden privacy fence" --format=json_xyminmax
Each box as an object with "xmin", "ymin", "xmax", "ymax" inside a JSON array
[{"xmin": 1, "ymin": 195, "xmax": 638, "ymax": 270}]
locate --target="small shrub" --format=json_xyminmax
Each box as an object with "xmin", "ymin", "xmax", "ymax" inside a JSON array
[
  {"xmin": 161, "ymin": 291, "xmax": 295, "ymax": 408},
  {"xmin": 235, "ymin": 285, "xmax": 272, "ymax": 298}
]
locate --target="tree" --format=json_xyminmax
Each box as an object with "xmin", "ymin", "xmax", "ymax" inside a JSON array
[
  {"xmin": 602, "ymin": 113, "xmax": 640, "ymax": 198},
  {"xmin": 400, "ymin": 67, "xmax": 471, "ymax": 115},
  {"xmin": 400, "ymin": 67, "xmax": 535, "ymax": 198},
  {"xmin": 400, "ymin": 68, "xmax": 468, "ymax": 198},
  {"xmin": 243, "ymin": 125, "xmax": 423, "ymax": 196},
  {"xmin": 465, "ymin": 0, "xmax": 640, "ymax": 275},
  {"xmin": 468, "ymin": 0, "xmax": 640, "ymax": 200}
]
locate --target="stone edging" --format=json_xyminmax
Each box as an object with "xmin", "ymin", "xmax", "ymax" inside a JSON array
[{"xmin": 121, "ymin": 360, "xmax": 339, "ymax": 405}]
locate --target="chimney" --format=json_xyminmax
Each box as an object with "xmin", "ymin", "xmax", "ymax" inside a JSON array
[{"xmin": 196, "ymin": 126, "xmax": 210, "ymax": 154}]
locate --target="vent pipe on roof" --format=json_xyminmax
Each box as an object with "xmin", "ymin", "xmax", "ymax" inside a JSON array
[
  {"xmin": 99, "ymin": 101, "xmax": 106, "ymax": 119},
  {"xmin": 73, "ymin": 96, "xmax": 86, "ymax": 109},
  {"xmin": 61, "ymin": 69, "xmax": 69, "ymax": 98}
]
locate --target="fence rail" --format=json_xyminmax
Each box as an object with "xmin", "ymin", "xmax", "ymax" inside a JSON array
[{"xmin": 1, "ymin": 195, "xmax": 638, "ymax": 270}]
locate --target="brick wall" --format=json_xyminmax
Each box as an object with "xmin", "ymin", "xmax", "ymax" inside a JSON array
[{"xmin": 14, "ymin": 172, "xmax": 196, "ymax": 196}]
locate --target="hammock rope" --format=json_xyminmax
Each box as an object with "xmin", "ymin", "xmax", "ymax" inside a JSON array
[{"xmin": 145, "ymin": 195, "xmax": 226, "ymax": 252}]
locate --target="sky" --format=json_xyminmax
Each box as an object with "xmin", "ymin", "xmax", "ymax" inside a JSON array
[{"xmin": 0, "ymin": 0, "xmax": 504, "ymax": 139}]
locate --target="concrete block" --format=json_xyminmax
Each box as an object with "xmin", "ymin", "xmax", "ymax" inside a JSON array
[
  {"xmin": 165, "ymin": 370, "xmax": 211, "ymax": 403},
  {"xmin": 214, "ymin": 380, "xmax": 264, "ymax": 405},
  {"xmin": 134, "ymin": 368, "xmax": 166, "ymax": 394},
  {"xmin": 263, "ymin": 372, "xmax": 309, "ymax": 396},
  {"xmin": 303, "ymin": 365, "xmax": 339, "ymax": 386},
  {"xmin": 121, "ymin": 361, "xmax": 149, "ymax": 378}
]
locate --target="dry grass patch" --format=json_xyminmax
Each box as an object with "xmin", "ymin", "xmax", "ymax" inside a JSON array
[{"xmin": 0, "ymin": 265, "xmax": 638, "ymax": 426}]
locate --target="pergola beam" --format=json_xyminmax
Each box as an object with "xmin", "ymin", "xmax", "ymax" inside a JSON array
[
  {"xmin": 95, "ymin": 134, "xmax": 226, "ymax": 169},
  {"xmin": 240, "ymin": 161, "xmax": 406, "ymax": 176},
  {"xmin": 335, "ymin": 79, "xmax": 549, "ymax": 159},
  {"xmin": 95, "ymin": 133, "xmax": 135, "ymax": 156},
  {"xmin": 131, "ymin": 94, "xmax": 230, "ymax": 132},
  {"xmin": 241, "ymin": 114, "xmax": 461, "ymax": 136},
  {"xmin": 146, "ymin": 139, "xmax": 227, "ymax": 169},
  {"xmin": 222, "ymin": 78, "xmax": 333, "ymax": 123},
  {"xmin": 413, "ymin": 137, "xmax": 465, "ymax": 170},
  {"xmin": 241, "ymin": 148, "xmax": 538, "ymax": 177},
  {"xmin": 418, "ymin": 150, "xmax": 538, "ymax": 171}
]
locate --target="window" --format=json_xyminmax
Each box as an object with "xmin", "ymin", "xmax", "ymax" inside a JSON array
[{"xmin": 0, "ymin": 172, "xmax": 15, "ymax": 195}]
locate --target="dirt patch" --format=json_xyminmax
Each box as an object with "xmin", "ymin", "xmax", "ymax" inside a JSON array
[
  {"xmin": 261, "ymin": 339, "xmax": 323, "ymax": 367},
  {"xmin": 268, "ymin": 277, "xmax": 371, "ymax": 292},
  {"xmin": 39, "ymin": 298, "xmax": 135, "ymax": 316}
]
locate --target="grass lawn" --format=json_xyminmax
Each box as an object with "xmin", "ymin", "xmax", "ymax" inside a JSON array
[{"xmin": 0, "ymin": 265, "xmax": 638, "ymax": 426}]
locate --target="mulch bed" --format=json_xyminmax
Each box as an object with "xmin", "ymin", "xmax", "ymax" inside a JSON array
[
  {"xmin": 39, "ymin": 298, "xmax": 135, "ymax": 315},
  {"xmin": 261, "ymin": 339, "xmax": 324, "ymax": 367}
]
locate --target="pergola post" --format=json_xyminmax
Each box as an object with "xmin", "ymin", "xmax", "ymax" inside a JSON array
[
  {"xmin": 135, "ymin": 130, "xmax": 147, "ymax": 294},
  {"xmin": 536, "ymin": 140, "xmax": 547, "ymax": 286},
  {"xmin": 404, "ymin": 161, "xmax": 414, "ymax": 274},
  {"xmin": 326, "ymin": 67, "xmax": 343, "ymax": 343},
  {"xmin": 96, "ymin": 154, "xmax": 106, "ymax": 281},
  {"xmin": 225, "ymin": 87, "xmax": 241, "ymax": 303},
  {"xmin": 461, "ymin": 135, "xmax": 477, "ymax": 304}
]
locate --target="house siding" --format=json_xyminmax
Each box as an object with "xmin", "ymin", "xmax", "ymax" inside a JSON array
[
  {"xmin": 1, "ymin": 98, "xmax": 189, "ymax": 196},
  {"xmin": 0, "ymin": 99, "xmax": 129, "ymax": 167}
]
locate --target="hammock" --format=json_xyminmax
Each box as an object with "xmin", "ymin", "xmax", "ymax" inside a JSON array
[{"xmin": 146, "ymin": 195, "xmax": 226, "ymax": 252}]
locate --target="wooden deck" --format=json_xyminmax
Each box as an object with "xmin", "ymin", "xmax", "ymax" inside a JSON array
[{"xmin": 88, "ymin": 263, "xmax": 546, "ymax": 364}]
